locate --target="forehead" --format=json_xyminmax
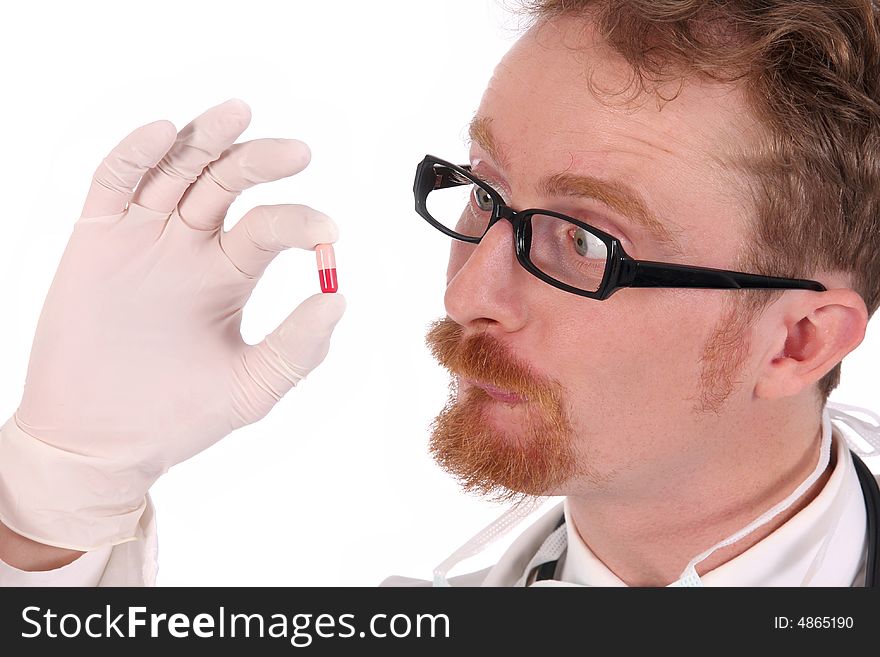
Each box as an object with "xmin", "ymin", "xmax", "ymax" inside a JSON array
[{"xmin": 474, "ymin": 15, "xmax": 761, "ymax": 259}]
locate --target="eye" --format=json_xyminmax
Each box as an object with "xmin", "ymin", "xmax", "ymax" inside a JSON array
[
  {"xmin": 471, "ymin": 185, "xmax": 494, "ymax": 212},
  {"xmin": 570, "ymin": 227, "xmax": 606, "ymax": 259}
]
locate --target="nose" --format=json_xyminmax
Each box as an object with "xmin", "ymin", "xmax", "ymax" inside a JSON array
[{"xmin": 444, "ymin": 216, "xmax": 529, "ymax": 332}]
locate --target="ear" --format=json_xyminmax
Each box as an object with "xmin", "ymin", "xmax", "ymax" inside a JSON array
[{"xmin": 754, "ymin": 288, "xmax": 868, "ymax": 400}]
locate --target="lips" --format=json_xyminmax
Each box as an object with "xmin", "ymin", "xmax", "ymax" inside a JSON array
[{"xmin": 461, "ymin": 377, "xmax": 527, "ymax": 403}]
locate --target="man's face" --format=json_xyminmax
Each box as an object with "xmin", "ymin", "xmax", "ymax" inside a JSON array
[{"xmin": 426, "ymin": 15, "xmax": 766, "ymax": 501}]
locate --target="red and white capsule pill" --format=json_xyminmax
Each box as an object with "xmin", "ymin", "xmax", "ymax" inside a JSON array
[{"xmin": 315, "ymin": 243, "xmax": 338, "ymax": 293}]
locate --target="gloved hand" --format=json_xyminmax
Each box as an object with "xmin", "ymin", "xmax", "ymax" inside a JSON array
[{"xmin": 0, "ymin": 98, "xmax": 346, "ymax": 552}]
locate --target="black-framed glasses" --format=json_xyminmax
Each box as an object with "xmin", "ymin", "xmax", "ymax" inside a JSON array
[{"xmin": 413, "ymin": 154, "xmax": 827, "ymax": 300}]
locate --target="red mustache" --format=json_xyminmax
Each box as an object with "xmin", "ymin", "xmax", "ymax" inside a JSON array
[{"xmin": 424, "ymin": 317, "xmax": 561, "ymax": 408}]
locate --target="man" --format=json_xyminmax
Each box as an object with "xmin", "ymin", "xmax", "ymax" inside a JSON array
[{"xmin": 1, "ymin": 0, "xmax": 879, "ymax": 586}]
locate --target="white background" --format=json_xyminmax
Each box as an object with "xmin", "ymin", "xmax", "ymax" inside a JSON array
[{"xmin": 0, "ymin": 0, "xmax": 877, "ymax": 586}]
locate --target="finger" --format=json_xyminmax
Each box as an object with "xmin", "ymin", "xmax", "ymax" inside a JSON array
[
  {"xmin": 130, "ymin": 98, "xmax": 252, "ymax": 213},
  {"xmin": 79, "ymin": 120, "xmax": 178, "ymax": 219},
  {"xmin": 220, "ymin": 204, "xmax": 339, "ymax": 278},
  {"xmin": 176, "ymin": 138, "xmax": 311, "ymax": 232},
  {"xmin": 233, "ymin": 293, "xmax": 347, "ymax": 425}
]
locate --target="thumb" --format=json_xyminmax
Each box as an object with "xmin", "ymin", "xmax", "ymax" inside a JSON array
[
  {"xmin": 271, "ymin": 292, "xmax": 346, "ymax": 378},
  {"xmin": 234, "ymin": 294, "xmax": 346, "ymax": 424}
]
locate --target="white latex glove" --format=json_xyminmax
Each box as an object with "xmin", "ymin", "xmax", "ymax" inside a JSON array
[{"xmin": 0, "ymin": 98, "xmax": 346, "ymax": 551}]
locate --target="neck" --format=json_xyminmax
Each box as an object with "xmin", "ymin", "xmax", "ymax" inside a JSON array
[{"xmin": 565, "ymin": 400, "xmax": 833, "ymax": 586}]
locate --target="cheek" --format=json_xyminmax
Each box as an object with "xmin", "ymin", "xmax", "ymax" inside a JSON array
[{"xmin": 550, "ymin": 290, "xmax": 724, "ymax": 413}]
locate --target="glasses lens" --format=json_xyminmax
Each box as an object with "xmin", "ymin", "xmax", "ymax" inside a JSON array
[
  {"xmin": 526, "ymin": 213, "xmax": 609, "ymax": 293},
  {"xmin": 425, "ymin": 168, "xmax": 495, "ymax": 239}
]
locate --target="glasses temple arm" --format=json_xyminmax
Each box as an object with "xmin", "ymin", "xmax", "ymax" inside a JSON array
[
  {"xmin": 418, "ymin": 161, "xmax": 474, "ymax": 192},
  {"xmin": 620, "ymin": 258, "xmax": 826, "ymax": 291}
]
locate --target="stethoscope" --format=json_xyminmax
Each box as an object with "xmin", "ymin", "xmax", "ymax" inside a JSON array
[{"xmin": 534, "ymin": 450, "xmax": 880, "ymax": 587}]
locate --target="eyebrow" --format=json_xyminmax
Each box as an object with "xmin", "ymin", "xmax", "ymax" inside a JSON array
[
  {"xmin": 540, "ymin": 173, "xmax": 685, "ymax": 256},
  {"xmin": 467, "ymin": 115, "xmax": 686, "ymax": 256},
  {"xmin": 468, "ymin": 115, "xmax": 511, "ymax": 171}
]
